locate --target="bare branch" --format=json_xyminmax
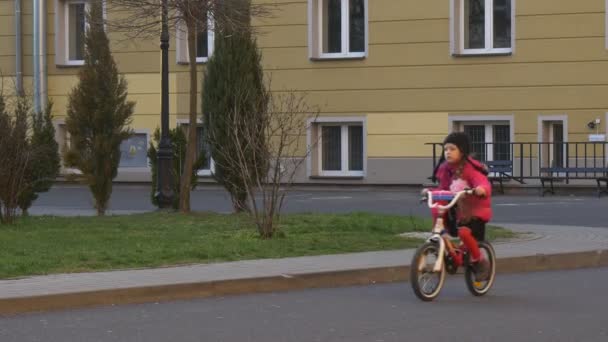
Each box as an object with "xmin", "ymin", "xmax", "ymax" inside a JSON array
[
  {"xmin": 206, "ymin": 80, "xmax": 320, "ymax": 238},
  {"xmin": 105, "ymin": 0, "xmax": 276, "ymax": 41}
]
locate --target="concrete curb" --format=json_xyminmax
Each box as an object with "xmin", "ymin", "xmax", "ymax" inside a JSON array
[{"xmin": 2, "ymin": 249, "xmax": 607, "ymax": 316}]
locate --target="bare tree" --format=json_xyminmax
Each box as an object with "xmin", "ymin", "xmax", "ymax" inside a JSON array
[
  {"xmin": 207, "ymin": 87, "xmax": 320, "ymax": 238},
  {"xmin": 105, "ymin": 0, "xmax": 274, "ymax": 213}
]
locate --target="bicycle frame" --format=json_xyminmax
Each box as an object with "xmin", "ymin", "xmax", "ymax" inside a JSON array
[{"xmin": 424, "ymin": 190, "xmax": 474, "ymax": 272}]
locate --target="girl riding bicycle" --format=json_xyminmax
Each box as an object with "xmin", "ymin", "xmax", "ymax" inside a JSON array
[{"xmin": 430, "ymin": 132, "xmax": 492, "ymax": 280}]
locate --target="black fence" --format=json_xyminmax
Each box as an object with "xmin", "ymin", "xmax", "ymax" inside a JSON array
[{"xmin": 427, "ymin": 142, "xmax": 608, "ymax": 183}]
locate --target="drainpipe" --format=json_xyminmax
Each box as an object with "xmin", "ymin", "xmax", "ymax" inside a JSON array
[
  {"xmin": 32, "ymin": 0, "xmax": 39, "ymax": 111},
  {"xmin": 32, "ymin": 0, "xmax": 47, "ymax": 113},
  {"xmin": 39, "ymin": 0, "xmax": 47, "ymax": 112},
  {"xmin": 14, "ymin": 0, "xmax": 23, "ymax": 96}
]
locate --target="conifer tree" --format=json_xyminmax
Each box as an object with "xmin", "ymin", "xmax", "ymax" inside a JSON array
[
  {"xmin": 202, "ymin": 15, "xmax": 268, "ymax": 213},
  {"xmin": 65, "ymin": 1, "xmax": 135, "ymax": 215}
]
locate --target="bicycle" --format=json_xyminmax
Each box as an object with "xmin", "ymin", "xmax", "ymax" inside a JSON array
[{"xmin": 410, "ymin": 189, "xmax": 496, "ymax": 301}]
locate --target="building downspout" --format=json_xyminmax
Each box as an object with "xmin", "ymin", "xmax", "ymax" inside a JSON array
[
  {"xmin": 14, "ymin": 0, "xmax": 23, "ymax": 96},
  {"xmin": 32, "ymin": 0, "xmax": 39, "ymax": 111},
  {"xmin": 32, "ymin": 0, "xmax": 47, "ymax": 113},
  {"xmin": 39, "ymin": 0, "xmax": 47, "ymax": 111}
]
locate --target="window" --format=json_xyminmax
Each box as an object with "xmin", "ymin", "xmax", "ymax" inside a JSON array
[
  {"xmin": 55, "ymin": 122, "xmax": 82, "ymax": 174},
  {"xmin": 309, "ymin": 119, "xmax": 366, "ymax": 177},
  {"xmin": 176, "ymin": 16, "xmax": 214, "ymax": 64},
  {"xmin": 462, "ymin": 124, "xmax": 511, "ymax": 162},
  {"xmin": 119, "ymin": 133, "xmax": 148, "ymax": 168},
  {"xmin": 55, "ymin": 0, "xmax": 91, "ymax": 66},
  {"xmin": 178, "ymin": 123, "xmax": 214, "ymax": 176},
  {"xmin": 452, "ymin": 0, "xmax": 513, "ymax": 55},
  {"xmin": 450, "ymin": 116, "xmax": 513, "ymax": 162},
  {"xmin": 309, "ymin": 0, "xmax": 368, "ymax": 59}
]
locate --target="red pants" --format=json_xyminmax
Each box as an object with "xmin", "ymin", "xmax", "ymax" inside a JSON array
[
  {"xmin": 432, "ymin": 208, "xmax": 482, "ymax": 262},
  {"xmin": 458, "ymin": 227, "xmax": 481, "ymax": 262}
]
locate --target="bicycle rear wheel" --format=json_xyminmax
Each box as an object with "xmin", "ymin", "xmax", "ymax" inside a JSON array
[
  {"xmin": 410, "ymin": 242, "xmax": 446, "ymax": 301},
  {"xmin": 465, "ymin": 241, "xmax": 496, "ymax": 296}
]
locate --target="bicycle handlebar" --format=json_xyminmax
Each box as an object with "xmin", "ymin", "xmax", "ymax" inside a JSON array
[{"xmin": 425, "ymin": 189, "xmax": 475, "ymax": 210}]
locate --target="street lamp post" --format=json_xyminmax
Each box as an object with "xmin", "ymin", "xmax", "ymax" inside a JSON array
[{"xmin": 155, "ymin": 0, "xmax": 174, "ymax": 208}]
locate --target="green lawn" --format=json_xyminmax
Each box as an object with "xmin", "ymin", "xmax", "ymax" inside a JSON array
[{"xmin": 0, "ymin": 212, "xmax": 514, "ymax": 279}]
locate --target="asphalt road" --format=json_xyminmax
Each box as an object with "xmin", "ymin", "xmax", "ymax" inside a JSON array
[
  {"xmin": 29, "ymin": 184, "xmax": 608, "ymax": 227},
  {"xmin": 2, "ymin": 268, "xmax": 607, "ymax": 342}
]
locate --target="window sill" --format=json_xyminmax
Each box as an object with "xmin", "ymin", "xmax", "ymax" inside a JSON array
[
  {"xmin": 197, "ymin": 170, "xmax": 214, "ymax": 177},
  {"xmin": 310, "ymin": 54, "xmax": 366, "ymax": 61},
  {"xmin": 177, "ymin": 59, "xmax": 209, "ymax": 65},
  {"xmin": 56, "ymin": 61, "xmax": 85, "ymax": 68},
  {"xmin": 452, "ymin": 51, "xmax": 512, "ymax": 57},
  {"xmin": 310, "ymin": 175, "xmax": 365, "ymax": 180}
]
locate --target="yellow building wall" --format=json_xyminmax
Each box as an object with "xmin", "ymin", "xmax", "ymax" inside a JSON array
[
  {"xmin": 1, "ymin": 0, "xmax": 607, "ymax": 166},
  {"xmin": 0, "ymin": 0, "xmax": 16, "ymax": 75},
  {"xmin": 257, "ymin": 0, "xmax": 608, "ymax": 162}
]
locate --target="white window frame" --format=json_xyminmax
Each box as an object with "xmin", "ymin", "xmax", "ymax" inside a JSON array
[
  {"xmin": 176, "ymin": 17, "xmax": 215, "ymax": 64},
  {"xmin": 176, "ymin": 119, "xmax": 215, "ymax": 176},
  {"xmin": 450, "ymin": 0, "xmax": 515, "ymax": 56},
  {"xmin": 537, "ymin": 115, "xmax": 568, "ymax": 171},
  {"xmin": 308, "ymin": 0, "xmax": 369, "ymax": 60},
  {"xmin": 449, "ymin": 115, "xmax": 514, "ymax": 162},
  {"xmin": 54, "ymin": 120, "xmax": 82, "ymax": 175},
  {"xmin": 55, "ymin": 0, "xmax": 90, "ymax": 66},
  {"xmin": 307, "ymin": 116, "xmax": 367, "ymax": 178}
]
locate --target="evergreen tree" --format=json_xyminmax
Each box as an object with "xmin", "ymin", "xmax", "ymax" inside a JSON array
[
  {"xmin": 202, "ymin": 16, "xmax": 268, "ymax": 213},
  {"xmin": 0, "ymin": 95, "xmax": 31, "ymax": 223},
  {"xmin": 65, "ymin": 1, "xmax": 135, "ymax": 215},
  {"xmin": 18, "ymin": 101, "xmax": 61, "ymax": 215}
]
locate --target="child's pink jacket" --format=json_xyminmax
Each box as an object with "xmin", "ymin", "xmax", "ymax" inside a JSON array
[{"xmin": 434, "ymin": 158, "xmax": 492, "ymax": 222}]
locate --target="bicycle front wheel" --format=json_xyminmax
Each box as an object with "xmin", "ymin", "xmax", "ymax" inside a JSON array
[{"xmin": 410, "ymin": 242, "xmax": 446, "ymax": 302}]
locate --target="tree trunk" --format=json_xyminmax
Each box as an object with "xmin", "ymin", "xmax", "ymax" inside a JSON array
[{"xmin": 179, "ymin": 19, "xmax": 199, "ymax": 213}]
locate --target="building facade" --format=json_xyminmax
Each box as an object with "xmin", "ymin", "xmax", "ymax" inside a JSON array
[{"xmin": 1, "ymin": 0, "xmax": 608, "ymax": 185}]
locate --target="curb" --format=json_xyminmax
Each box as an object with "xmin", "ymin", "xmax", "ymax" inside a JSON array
[{"xmin": 1, "ymin": 249, "xmax": 607, "ymax": 316}]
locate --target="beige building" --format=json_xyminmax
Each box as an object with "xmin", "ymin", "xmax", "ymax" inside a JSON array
[{"xmin": 1, "ymin": 0, "xmax": 608, "ymax": 185}]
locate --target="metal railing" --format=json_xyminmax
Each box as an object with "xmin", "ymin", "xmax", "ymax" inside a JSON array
[{"xmin": 427, "ymin": 142, "xmax": 608, "ymax": 183}]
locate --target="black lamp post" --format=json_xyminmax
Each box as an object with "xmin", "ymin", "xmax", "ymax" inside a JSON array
[{"xmin": 155, "ymin": 0, "xmax": 174, "ymax": 208}]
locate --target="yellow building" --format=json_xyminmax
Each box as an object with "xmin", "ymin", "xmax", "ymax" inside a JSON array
[{"xmin": 1, "ymin": 0, "xmax": 608, "ymax": 185}]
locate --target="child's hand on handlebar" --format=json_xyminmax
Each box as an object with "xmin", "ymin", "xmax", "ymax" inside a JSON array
[{"xmin": 472, "ymin": 186, "xmax": 487, "ymax": 198}]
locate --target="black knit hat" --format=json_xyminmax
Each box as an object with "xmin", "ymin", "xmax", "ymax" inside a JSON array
[{"xmin": 443, "ymin": 132, "xmax": 471, "ymax": 157}]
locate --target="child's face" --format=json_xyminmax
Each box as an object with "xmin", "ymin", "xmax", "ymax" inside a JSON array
[{"xmin": 444, "ymin": 143, "xmax": 463, "ymax": 164}]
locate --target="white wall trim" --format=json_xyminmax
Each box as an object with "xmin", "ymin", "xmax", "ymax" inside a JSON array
[
  {"xmin": 511, "ymin": 0, "xmax": 516, "ymax": 54},
  {"xmin": 55, "ymin": 0, "xmax": 107, "ymax": 67},
  {"xmin": 537, "ymin": 115, "xmax": 569, "ymax": 143},
  {"xmin": 537, "ymin": 114, "xmax": 568, "ymax": 169},
  {"xmin": 449, "ymin": 0, "xmax": 455, "ymax": 55},
  {"xmin": 307, "ymin": 0, "xmax": 313, "ymax": 59},
  {"xmin": 175, "ymin": 119, "xmax": 214, "ymax": 176},
  {"xmin": 53, "ymin": 119, "xmax": 82, "ymax": 175},
  {"xmin": 175, "ymin": 118, "xmax": 203, "ymax": 125},
  {"xmin": 176, "ymin": 18, "xmax": 214, "ymax": 65}
]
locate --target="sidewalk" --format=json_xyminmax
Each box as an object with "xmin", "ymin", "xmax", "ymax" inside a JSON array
[{"xmin": 1, "ymin": 223, "xmax": 608, "ymax": 315}]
